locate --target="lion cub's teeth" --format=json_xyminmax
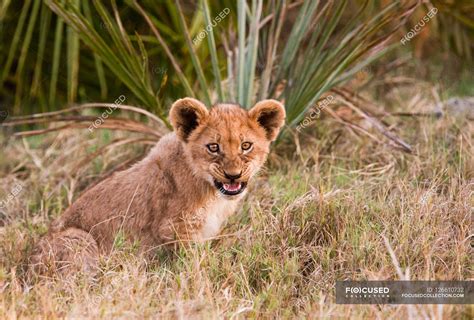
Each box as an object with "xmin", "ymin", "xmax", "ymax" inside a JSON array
[{"xmin": 223, "ymin": 182, "xmax": 241, "ymax": 191}]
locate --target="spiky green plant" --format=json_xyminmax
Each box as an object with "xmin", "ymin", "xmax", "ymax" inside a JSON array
[
  {"xmin": 0, "ymin": 1, "xmax": 211, "ymax": 114},
  {"xmin": 45, "ymin": 0, "xmax": 169, "ymax": 123},
  {"xmin": 1, "ymin": 0, "xmax": 418, "ymax": 132},
  {"xmin": 228, "ymin": 0, "xmax": 418, "ymax": 127}
]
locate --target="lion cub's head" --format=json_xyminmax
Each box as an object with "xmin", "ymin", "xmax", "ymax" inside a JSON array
[{"xmin": 170, "ymin": 98, "xmax": 285, "ymax": 197}]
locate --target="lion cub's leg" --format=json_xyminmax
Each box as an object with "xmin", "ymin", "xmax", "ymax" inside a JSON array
[{"xmin": 28, "ymin": 228, "xmax": 99, "ymax": 278}]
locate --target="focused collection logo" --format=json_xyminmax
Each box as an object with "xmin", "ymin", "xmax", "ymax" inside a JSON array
[
  {"xmin": 345, "ymin": 286, "xmax": 390, "ymax": 298},
  {"xmin": 336, "ymin": 281, "xmax": 472, "ymax": 304}
]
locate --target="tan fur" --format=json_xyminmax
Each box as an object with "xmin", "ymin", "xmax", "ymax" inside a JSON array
[{"xmin": 29, "ymin": 98, "xmax": 285, "ymax": 276}]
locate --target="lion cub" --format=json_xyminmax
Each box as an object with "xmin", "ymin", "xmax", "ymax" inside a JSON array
[{"xmin": 29, "ymin": 98, "xmax": 285, "ymax": 275}]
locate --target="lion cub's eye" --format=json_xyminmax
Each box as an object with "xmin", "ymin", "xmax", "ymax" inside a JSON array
[
  {"xmin": 206, "ymin": 143, "xmax": 220, "ymax": 153},
  {"xmin": 241, "ymin": 142, "xmax": 253, "ymax": 151}
]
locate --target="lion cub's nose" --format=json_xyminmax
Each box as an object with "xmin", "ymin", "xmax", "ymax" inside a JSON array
[{"xmin": 224, "ymin": 171, "xmax": 242, "ymax": 180}]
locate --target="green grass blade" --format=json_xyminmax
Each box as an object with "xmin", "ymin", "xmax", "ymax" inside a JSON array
[
  {"xmin": 94, "ymin": 0, "xmax": 140, "ymax": 76},
  {"xmin": 31, "ymin": 3, "xmax": 52, "ymax": 99},
  {"xmin": 0, "ymin": 0, "xmax": 12, "ymax": 53},
  {"xmin": 278, "ymin": 0, "xmax": 319, "ymax": 73},
  {"xmin": 67, "ymin": 0, "xmax": 80, "ymax": 104},
  {"xmin": 0, "ymin": 0, "xmax": 31, "ymax": 89},
  {"xmin": 237, "ymin": 0, "xmax": 246, "ymax": 105},
  {"xmin": 132, "ymin": 0, "xmax": 194, "ymax": 99},
  {"xmin": 83, "ymin": 0, "xmax": 107, "ymax": 99},
  {"xmin": 287, "ymin": 1, "xmax": 345, "ymax": 108},
  {"xmin": 244, "ymin": 0, "xmax": 262, "ymax": 108},
  {"xmin": 49, "ymin": 2, "xmax": 65, "ymax": 107},
  {"xmin": 14, "ymin": 0, "xmax": 41, "ymax": 112},
  {"xmin": 259, "ymin": 0, "xmax": 285, "ymax": 101},
  {"xmin": 202, "ymin": 0, "xmax": 224, "ymax": 102},
  {"xmin": 174, "ymin": 0, "xmax": 211, "ymax": 105},
  {"xmin": 0, "ymin": 0, "xmax": 11, "ymax": 21}
]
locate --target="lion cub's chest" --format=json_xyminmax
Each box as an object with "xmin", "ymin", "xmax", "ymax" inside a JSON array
[{"xmin": 192, "ymin": 196, "xmax": 240, "ymax": 241}]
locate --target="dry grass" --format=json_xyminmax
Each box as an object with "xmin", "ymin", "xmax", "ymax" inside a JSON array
[{"xmin": 0, "ymin": 82, "xmax": 472, "ymax": 318}]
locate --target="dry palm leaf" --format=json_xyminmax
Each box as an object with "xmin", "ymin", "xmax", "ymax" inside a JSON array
[
  {"xmin": 1, "ymin": 103, "xmax": 169, "ymax": 177},
  {"xmin": 330, "ymin": 88, "xmax": 413, "ymax": 153},
  {"xmin": 2, "ymin": 103, "xmax": 169, "ymax": 138}
]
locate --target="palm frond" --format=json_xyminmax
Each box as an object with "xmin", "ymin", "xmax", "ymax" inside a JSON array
[{"xmin": 45, "ymin": 0, "xmax": 168, "ymax": 123}]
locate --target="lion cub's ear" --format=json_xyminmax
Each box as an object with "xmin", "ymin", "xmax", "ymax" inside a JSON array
[
  {"xmin": 249, "ymin": 99, "xmax": 286, "ymax": 141},
  {"xmin": 170, "ymin": 98, "xmax": 209, "ymax": 141}
]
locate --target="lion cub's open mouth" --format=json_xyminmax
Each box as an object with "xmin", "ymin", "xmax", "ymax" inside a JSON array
[{"xmin": 214, "ymin": 180, "xmax": 247, "ymax": 196}]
